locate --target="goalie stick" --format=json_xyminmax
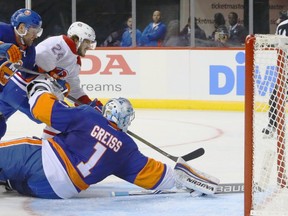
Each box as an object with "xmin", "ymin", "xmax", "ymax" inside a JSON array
[
  {"xmin": 113, "ymin": 183, "xmax": 244, "ymax": 196},
  {"xmin": 126, "ymin": 130, "xmax": 204, "ymax": 162},
  {"xmin": 14, "ymin": 65, "xmax": 205, "ymax": 162},
  {"xmin": 79, "ymin": 183, "xmax": 244, "ymax": 198},
  {"xmin": 113, "ymin": 183, "xmax": 244, "ymax": 197}
]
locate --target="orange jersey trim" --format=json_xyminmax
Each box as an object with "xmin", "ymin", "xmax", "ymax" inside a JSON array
[
  {"xmin": 48, "ymin": 138, "xmax": 89, "ymax": 191},
  {"xmin": 134, "ymin": 158, "xmax": 165, "ymax": 189},
  {"xmin": 31, "ymin": 93, "xmax": 57, "ymax": 126},
  {"xmin": 0, "ymin": 137, "xmax": 42, "ymax": 147}
]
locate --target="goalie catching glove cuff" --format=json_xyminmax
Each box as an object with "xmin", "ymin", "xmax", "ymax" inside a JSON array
[{"xmin": 174, "ymin": 157, "xmax": 220, "ymax": 195}]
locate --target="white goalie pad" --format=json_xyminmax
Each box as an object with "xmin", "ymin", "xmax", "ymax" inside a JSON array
[{"xmin": 174, "ymin": 157, "xmax": 220, "ymax": 195}]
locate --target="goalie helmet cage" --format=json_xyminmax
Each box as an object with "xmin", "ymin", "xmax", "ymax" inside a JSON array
[{"xmin": 245, "ymin": 34, "xmax": 288, "ymax": 216}]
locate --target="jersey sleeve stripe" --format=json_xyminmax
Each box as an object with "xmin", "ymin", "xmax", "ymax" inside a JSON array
[
  {"xmin": 134, "ymin": 158, "xmax": 165, "ymax": 189},
  {"xmin": 31, "ymin": 92, "xmax": 56, "ymax": 126}
]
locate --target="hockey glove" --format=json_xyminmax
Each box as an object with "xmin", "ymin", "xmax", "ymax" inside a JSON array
[
  {"xmin": 174, "ymin": 157, "xmax": 220, "ymax": 195},
  {"xmin": 48, "ymin": 67, "xmax": 68, "ymax": 79},
  {"xmin": 89, "ymin": 98, "xmax": 103, "ymax": 113},
  {"xmin": 0, "ymin": 42, "xmax": 21, "ymax": 63}
]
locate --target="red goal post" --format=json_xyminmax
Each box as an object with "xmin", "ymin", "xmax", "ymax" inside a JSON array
[{"xmin": 245, "ymin": 34, "xmax": 288, "ymax": 216}]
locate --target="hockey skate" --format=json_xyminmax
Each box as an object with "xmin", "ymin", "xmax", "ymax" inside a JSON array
[{"xmin": 262, "ymin": 126, "xmax": 276, "ymax": 139}]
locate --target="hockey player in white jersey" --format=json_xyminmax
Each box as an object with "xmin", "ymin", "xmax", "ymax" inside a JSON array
[{"xmin": 35, "ymin": 21, "xmax": 103, "ymax": 138}]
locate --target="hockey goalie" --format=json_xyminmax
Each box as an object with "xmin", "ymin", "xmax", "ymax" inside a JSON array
[{"xmin": 0, "ymin": 77, "xmax": 219, "ymax": 199}]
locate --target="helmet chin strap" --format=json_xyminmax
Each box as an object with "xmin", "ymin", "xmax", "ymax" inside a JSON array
[
  {"xmin": 77, "ymin": 40, "xmax": 87, "ymax": 57},
  {"xmin": 14, "ymin": 27, "xmax": 27, "ymax": 46},
  {"xmin": 76, "ymin": 38, "xmax": 83, "ymax": 50}
]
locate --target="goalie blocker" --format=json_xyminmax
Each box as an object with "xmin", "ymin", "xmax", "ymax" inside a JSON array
[{"xmin": 174, "ymin": 157, "xmax": 220, "ymax": 195}]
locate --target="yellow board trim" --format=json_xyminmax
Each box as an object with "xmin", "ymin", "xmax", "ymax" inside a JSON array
[
  {"xmin": 65, "ymin": 98, "xmax": 248, "ymax": 111},
  {"xmin": 100, "ymin": 99, "xmax": 245, "ymax": 111}
]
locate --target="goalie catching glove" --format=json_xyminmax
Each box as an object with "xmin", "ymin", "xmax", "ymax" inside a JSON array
[
  {"xmin": 26, "ymin": 75, "xmax": 68, "ymax": 100},
  {"xmin": 174, "ymin": 157, "xmax": 220, "ymax": 195}
]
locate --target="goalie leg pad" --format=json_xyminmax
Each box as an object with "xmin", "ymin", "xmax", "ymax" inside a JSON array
[{"xmin": 174, "ymin": 157, "xmax": 220, "ymax": 195}]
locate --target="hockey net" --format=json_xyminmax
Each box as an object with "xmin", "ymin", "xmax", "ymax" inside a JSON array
[{"xmin": 245, "ymin": 34, "xmax": 288, "ymax": 216}]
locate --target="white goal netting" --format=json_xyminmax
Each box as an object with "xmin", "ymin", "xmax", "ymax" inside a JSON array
[{"xmin": 248, "ymin": 34, "xmax": 288, "ymax": 216}]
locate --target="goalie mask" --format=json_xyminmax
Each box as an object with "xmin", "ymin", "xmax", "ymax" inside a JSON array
[
  {"xmin": 102, "ymin": 98, "xmax": 135, "ymax": 132},
  {"xmin": 67, "ymin": 21, "xmax": 97, "ymax": 49}
]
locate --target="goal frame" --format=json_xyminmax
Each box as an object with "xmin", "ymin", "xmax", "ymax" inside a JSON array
[
  {"xmin": 244, "ymin": 34, "xmax": 254, "ymax": 216},
  {"xmin": 245, "ymin": 34, "xmax": 288, "ymax": 216}
]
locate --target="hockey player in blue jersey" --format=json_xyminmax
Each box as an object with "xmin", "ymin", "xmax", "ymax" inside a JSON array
[
  {"xmin": 0, "ymin": 77, "xmax": 219, "ymax": 198},
  {"xmin": 0, "ymin": 8, "xmax": 43, "ymax": 140}
]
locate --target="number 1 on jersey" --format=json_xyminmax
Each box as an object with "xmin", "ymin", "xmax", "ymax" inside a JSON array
[{"xmin": 77, "ymin": 142, "xmax": 107, "ymax": 178}]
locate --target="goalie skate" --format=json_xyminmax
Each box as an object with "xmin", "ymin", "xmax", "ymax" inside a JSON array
[{"xmin": 174, "ymin": 157, "xmax": 220, "ymax": 195}]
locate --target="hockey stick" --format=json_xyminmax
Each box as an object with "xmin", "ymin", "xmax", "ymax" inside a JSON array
[
  {"xmin": 127, "ymin": 130, "xmax": 204, "ymax": 162},
  {"xmin": 14, "ymin": 65, "xmax": 94, "ymax": 106},
  {"xmin": 14, "ymin": 65, "xmax": 205, "ymax": 162},
  {"xmin": 14, "ymin": 64, "xmax": 68, "ymax": 94},
  {"xmin": 114, "ymin": 183, "xmax": 244, "ymax": 196},
  {"xmin": 86, "ymin": 183, "xmax": 244, "ymax": 197}
]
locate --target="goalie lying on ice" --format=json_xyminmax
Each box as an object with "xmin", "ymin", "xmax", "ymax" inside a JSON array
[{"xmin": 0, "ymin": 78, "xmax": 219, "ymax": 199}]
